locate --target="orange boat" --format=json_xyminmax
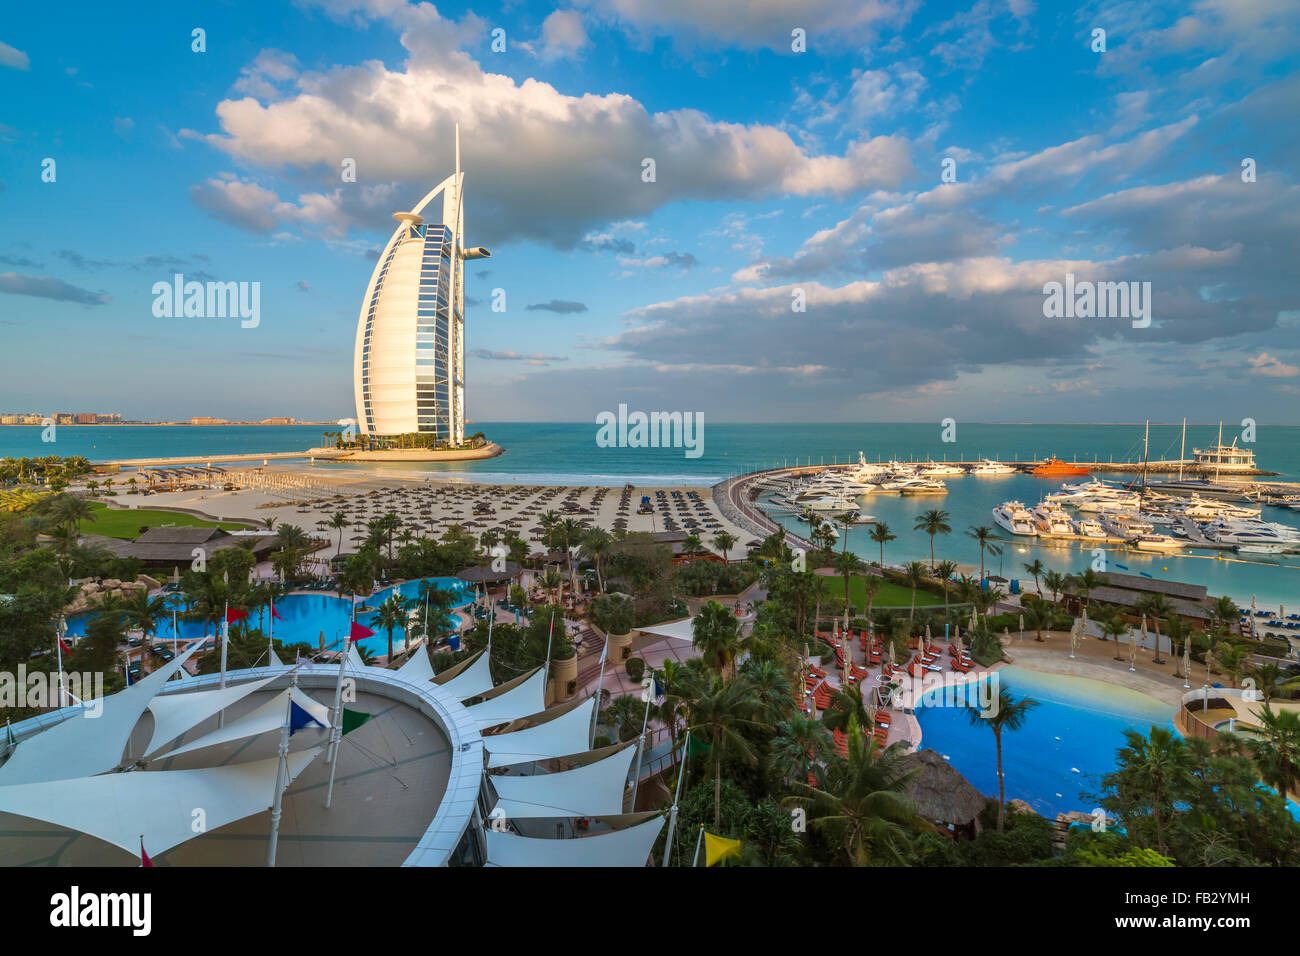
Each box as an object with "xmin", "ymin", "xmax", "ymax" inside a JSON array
[{"xmin": 1030, "ymin": 456, "xmax": 1090, "ymax": 476}]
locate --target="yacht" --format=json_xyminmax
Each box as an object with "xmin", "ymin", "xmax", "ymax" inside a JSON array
[
  {"xmin": 897, "ymin": 478, "xmax": 949, "ymax": 495},
  {"xmin": 1073, "ymin": 491, "xmax": 1142, "ymax": 514},
  {"xmin": 1236, "ymin": 543, "xmax": 1287, "ymax": 555},
  {"xmin": 992, "ymin": 501, "xmax": 1038, "ymax": 536},
  {"xmin": 1074, "ymin": 518, "xmax": 1107, "ymax": 538},
  {"xmin": 970, "ymin": 459, "xmax": 1017, "ymax": 476},
  {"xmin": 1173, "ymin": 496, "xmax": 1261, "ymax": 521},
  {"xmin": 1203, "ymin": 519, "xmax": 1300, "ymax": 549},
  {"xmin": 1133, "ymin": 534, "xmax": 1185, "ymax": 552},
  {"xmin": 782, "ymin": 491, "xmax": 860, "ymax": 513},
  {"xmin": 918, "ymin": 461, "xmax": 966, "ymax": 477},
  {"xmin": 1101, "ymin": 514, "xmax": 1154, "ymax": 538},
  {"xmin": 1031, "ymin": 504, "xmax": 1075, "ymax": 536}
]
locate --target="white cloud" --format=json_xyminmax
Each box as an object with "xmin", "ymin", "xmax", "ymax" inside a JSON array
[{"xmin": 0, "ymin": 40, "xmax": 29, "ymax": 71}]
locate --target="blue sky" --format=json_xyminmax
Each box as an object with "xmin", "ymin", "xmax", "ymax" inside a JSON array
[{"xmin": 1, "ymin": 0, "xmax": 1297, "ymax": 424}]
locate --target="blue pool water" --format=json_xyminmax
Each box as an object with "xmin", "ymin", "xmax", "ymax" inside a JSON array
[
  {"xmin": 66, "ymin": 576, "xmax": 474, "ymax": 658},
  {"xmin": 914, "ymin": 665, "xmax": 1174, "ymax": 819}
]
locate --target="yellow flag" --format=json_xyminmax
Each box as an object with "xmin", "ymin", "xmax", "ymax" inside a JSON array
[{"xmin": 704, "ymin": 831, "xmax": 742, "ymax": 867}]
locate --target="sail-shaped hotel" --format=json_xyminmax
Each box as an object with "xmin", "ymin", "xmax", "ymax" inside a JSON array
[{"xmin": 352, "ymin": 128, "xmax": 490, "ymax": 445}]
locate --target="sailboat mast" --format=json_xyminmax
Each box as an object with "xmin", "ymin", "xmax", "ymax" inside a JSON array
[
  {"xmin": 1178, "ymin": 418, "xmax": 1185, "ymax": 482},
  {"xmin": 1216, "ymin": 421, "xmax": 1223, "ymax": 482},
  {"xmin": 1140, "ymin": 420, "xmax": 1149, "ymax": 499}
]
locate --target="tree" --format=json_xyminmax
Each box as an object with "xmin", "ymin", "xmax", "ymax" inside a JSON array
[
  {"xmin": 1042, "ymin": 569, "xmax": 1067, "ymax": 605},
  {"xmin": 1099, "ymin": 608, "xmax": 1129, "ymax": 659},
  {"xmin": 1165, "ymin": 614, "xmax": 1193, "ymax": 678},
  {"xmin": 965, "ymin": 525, "xmax": 1001, "ymax": 580},
  {"xmin": 579, "ymin": 526, "xmax": 613, "ymax": 593},
  {"xmin": 712, "ymin": 531, "xmax": 737, "ymax": 561},
  {"xmin": 914, "ymin": 509, "xmax": 951, "ymax": 569},
  {"xmin": 1022, "ymin": 601, "xmax": 1052, "ymax": 643},
  {"xmin": 833, "ymin": 549, "xmax": 862, "ymax": 629},
  {"xmin": 869, "ymin": 522, "xmax": 896, "ymax": 568},
  {"xmin": 966, "ymin": 688, "xmax": 1039, "ymax": 831},
  {"xmin": 1068, "ymin": 568, "xmax": 1103, "ymax": 611},
  {"xmin": 902, "ymin": 561, "xmax": 928, "ymax": 627},
  {"xmin": 685, "ymin": 672, "xmax": 767, "ymax": 827},
  {"xmin": 374, "ymin": 593, "xmax": 414, "ymax": 662},
  {"xmin": 934, "ymin": 560, "xmax": 957, "ymax": 624},
  {"xmin": 692, "ymin": 600, "xmax": 743, "ymax": 676},
  {"xmin": 1247, "ymin": 703, "xmax": 1300, "ymax": 799},
  {"xmin": 1135, "ymin": 592, "xmax": 1174, "ymax": 664},
  {"xmin": 786, "ymin": 721, "xmax": 920, "ymax": 865},
  {"xmin": 1022, "ymin": 559, "xmax": 1045, "ymax": 597},
  {"xmin": 123, "ymin": 590, "xmax": 167, "ymax": 643},
  {"xmin": 328, "ymin": 511, "xmax": 350, "ymax": 558},
  {"xmin": 772, "ymin": 713, "xmax": 832, "ymax": 785}
]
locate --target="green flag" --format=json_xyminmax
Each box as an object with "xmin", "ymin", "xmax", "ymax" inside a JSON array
[
  {"xmin": 686, "ymin": 733, "xmax": 711, "ymax": 757},
  {"xmin": 341, "ymin": 708, "xmax": 371, "ymax": 736}
]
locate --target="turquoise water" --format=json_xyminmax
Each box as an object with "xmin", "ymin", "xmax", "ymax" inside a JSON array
[
  {"xmin": 65, "ymin": 576, "xmax": 473, "ymax": 658},
  {"xmin": 913, "ymin": 666, "xmax": 1174, "ymax": 819},
  {"xmin": 8, "ymin": 421, "xmax": 1298, "ymax": 610}
]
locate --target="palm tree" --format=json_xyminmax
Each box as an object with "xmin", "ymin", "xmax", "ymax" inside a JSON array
[
  {"xmin": 966, "ymin": 688, "xmax": 1039, "ymax": 830},
  {"xmin": 580, "ymin": 526, "xmax": 613, "ymax": 592},
  {"xmin": 1022, "ymin": 559, "xmax": 1045, "ymax": 597},
  {"xmin": 869, "ymin": 522, "xmax": 896, "ymax": 568},
  {"xmin": 1247, "ymin": 703, "xmax": 1300, "ymax": 799},
  {"xmin": 1135, "ymin": 592, "xmax": 1174, "ymax": 664},
  {"xmin": 1165, "ymin": 615, "xmax": 1193, "ymax": 678},
  {"xmin": 711, "ymin": 531, "xmax": 738, "ymax": 562},
  {"xmin": 262, "ymin": 516, "xmax": 278, "ymax": 532},
  {"xmin": 328, "ymin": 511, "xmax": 350, "ymax": 558},
  {"xmin": 902, "ymin": 561, "xmax": 927, "ymax": 627},
  {"xmin": 833, "ymin": 550, "xmax": 862, "ymax": 630},
  {"xmin": 914, "ymin": 509, "xmax": 951, "ymax": 569},
  {"xmin": 1068, "ymin": 568, "xmax": 1103, "ymax": 612},
  {"xmin": 859, "ymin": 574, "xmax": 881, "ymax": 634},
  {"xmin": 540, "ymin": 570, "xmax": 563, "ymax": 605},
  {"xmin": 823, "ymin": 683, "xmax": 871, "ymax": 732},
  {"xmin": 738, "ymin": 658, "xmax": 793, "ymax": 724},
  {"xmin": 1209, "ymin": 595, "xmax": 1239, "ymax": 631},
  {"xmin": 1042, "ymin": 569, "xmax": 1068, "ymax": 605},
  {"xmin": 682, "ymin": 533, "xmax": 703, "ymax": 556},
  {"xmin": 374, "ymin": 593, "xmax": 414, "ymax": 662},
  {"xmin": 124, "ymin": 590, "xmax": 168, "ymax": 644},
  {"xmin": 965, "ymin": 525, "xmax": 1001, "ymax": 580},
  {"xmin": 772, "ymin": 713, "xmax": 832, "ymax": 784},
  {"xmin": 685, "ymin": 672, "xmax": 768, "ymax": 826},
  {"xmin": 1022, "ymin": 601, "xmax": 1052, "ymax": 643},
  {"xmin": 1099, "ymin": 608, "xmax": 1129, "ymax": 658},
  {"xmin": 786, "ymin": 722, "xmax": 919, "ymax": 865},
  {"xmin": 557, "ymin": 517, "xmax": 583, "ymax": 590},
  {"xmin": 692, "ymin": 600, "xmax": 743, "ymax": 676},
  {"xmin": 934, "ymin": 559, "xmax": 957, "ymax": 625}
]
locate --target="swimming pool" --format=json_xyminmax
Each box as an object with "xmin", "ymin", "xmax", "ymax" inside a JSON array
[
  {"xmin": 65, "ymin": 576, "xmax": 475, "ymax": 658},
  {"xmin": 914, "ymin": 665, "xmax": 1173, "ymax": 819}
]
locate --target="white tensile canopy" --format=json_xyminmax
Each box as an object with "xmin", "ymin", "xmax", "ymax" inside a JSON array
[
  {"xmin": 144, "ymin": 674, "xmax": 281, "ymax": 757},
  {"xmin": 0, "ymin": 748, "xmax": 322, "ymax": 857},
  {"xmin": 0, "ymin": 639, "xmax": 205, "ymax": 785},
  {"xmin": 395, "ymin": 647, "xmax": 436, "ymax": 684},
  {"xmin": 466, "ymin": 668, "xmax": 547, "ymax": 730},
  {"xmin": 434, "ymin": 649, "xmax": 495, "ymax": 701},
  {"xmin": 484, "ymin": 813, "xmax": 665, "ymax": 867},
  {"xmin": 158, "ymin": 687, "xmax": 330, "ymax": 760},
  {"xmin": 635, "ymin": 617, "xmax": 696, "ymax": 642},
  {"xmin": 483, "ymin": 697, "xmax": 597, "ymax": 769},
  {"xmin": 490, "ymin": 742, "xmax": 636, "ymax": 819},
  {"xmin": 347, "ymin": 643, "xmax": 368, "ymax": 669},
  {"xmin": 267, "ymin": 644, "xmax": 283, "ymax": 667}
]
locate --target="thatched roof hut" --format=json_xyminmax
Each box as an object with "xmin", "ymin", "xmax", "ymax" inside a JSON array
[{"xmin": 898, "ymin": 748, "xmax": 987, "ymax": 836}]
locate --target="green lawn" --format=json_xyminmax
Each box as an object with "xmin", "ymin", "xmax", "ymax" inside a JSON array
[
  {"xmin": 84, "ymin": 502, "xmax": 246, "ymax": 539},
  {"xmin": 819, "ymin": 574, "xmax": 944, "ymax": 609}
]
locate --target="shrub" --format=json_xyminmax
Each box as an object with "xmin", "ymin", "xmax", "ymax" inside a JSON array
[
  {"xmin": 625, "ymin": 657, "xmax": 645, "ymax": 682},
  {"xmin": 592, "ymin": 735, "xmax": 612, "ymax": 749}
]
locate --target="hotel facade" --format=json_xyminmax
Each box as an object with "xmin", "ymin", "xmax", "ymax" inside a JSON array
[{"xmin": 352, "ymin": 131, "xmax": 489, "ymax": 444}]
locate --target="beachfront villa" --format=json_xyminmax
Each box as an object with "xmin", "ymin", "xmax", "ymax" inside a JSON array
[{"xmin": 352, "ymin": 125, "xmax": 490, "ymax": 446}]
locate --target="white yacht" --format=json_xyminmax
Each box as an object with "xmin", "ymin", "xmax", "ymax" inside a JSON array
[
  {"xmin": 1173, "ymin": 496, "xmax": 1261, "ymax": 521},
  {"xmin": 1101, "ymin": 513, "xmax": 1154, "ymax": 538},
  {"xmin": 783, "ymin": 491, "xmax": 860, "ymax": 513},
  {"xmin": 919, "ymin": 461, "xmax": 966, "ymax": 477},
  {"xmin": 992, "ymin": 501, "xmax": 1038, "ymax": 536},
  {"xmin": 970, "ymin": 459, "xmax": 1017, "ymax": 476},
  {"xmin": 1074, "ymin": 518, "xmax": 1107, "ymax": 538},
  {"xmin": 897, "ymin": 477, "xmax": 949, "ymax": 495},
  {"xmin": 1133, "ymin": 534, "xmax": 1185, "ymax": 552},
  {"xmin": 1031, "ymin": 504, "xmax": 1075, "ymax": 536},
  {"xmin": 1203, "ymin": 519, "xmax": 1300, "ymax": 549}
]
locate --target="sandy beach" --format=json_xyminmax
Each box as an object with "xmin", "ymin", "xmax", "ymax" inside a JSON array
[{"xmin": 116, "ymin": 463, "xmax": 759, "ymax": 561}]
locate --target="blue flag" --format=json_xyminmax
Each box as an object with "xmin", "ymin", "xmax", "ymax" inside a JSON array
[
  {"xmin": 653, "ymin": 677, "xmax": 666, "ymax": 706},
  {"xmin": 289, "ymin": 700, "xmax": 322, "ymax": 734}
]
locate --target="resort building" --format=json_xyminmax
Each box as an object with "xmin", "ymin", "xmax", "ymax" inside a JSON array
[
  {"xmin": 1061, "ymin": 571, "xmax": 1215, "ymax": 624},
  {"xmin": 352, "ymin": 126, "xmax": 490, "ymax": 445}
]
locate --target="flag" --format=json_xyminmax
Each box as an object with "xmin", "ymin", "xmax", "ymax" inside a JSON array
[
  {"xmin": 652, "ymin": 676, "xmax": 666, "ymax": 707},
  {"xmin": 58, "ymin": 637, "xmax": 73, "ymax": 654},
  {"xmin": 703, "ymin": 831, "xmax": 742, "ymax": 867},
  {"xmin": 342, "ymin": 708, "xmax": 371, "ymax": 735},
  {"xmin": 686, "ymin": 733, "xmax": 711, "ymax": 757},
  {"xmin": 349, "ymin": 621, "xmax": 374, "ymax": 642},
  {"xmin": 270, "ymin": 604, "xmax": 285, "ymax": 621},
  {"xmin": 289, "ymin": 700, "xmax": 322, "ymax": 734},
  {"xmin": 140, "ymin": 836, "xmax": 153, "ymax": 868},
  {"xmin": 226, "ymin": 608, "xmax": 249, "ymax": 624}
]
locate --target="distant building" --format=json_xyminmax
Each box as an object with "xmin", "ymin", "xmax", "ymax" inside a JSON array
[
  {"xmin": 81, "ymin": 526, "xmax": 276, "ymax": 568},
  {"xmin": 353, "ymin": 125, "xmax": 490, "ymax": 445},
  {"xmin": 189, "ymin": 417, "xmax": 230, "ymax": 426}
]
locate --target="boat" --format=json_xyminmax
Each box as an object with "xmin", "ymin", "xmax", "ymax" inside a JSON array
[
  {"xmin": 969, "ymin": 459, "xmax": 1017, "ymax": 476},
  {"xmin": 1074, "ymin": 518, "xmax": 1107, "ymax": 538},
  {"xmin": 1133, "ymin": 534, "xmax": 1185, "ymax": 552},
  {"xmin": 897, "ymin": 478, "xmax": 949, "ymax": 495},
  {"xmin": 1030, "ymin": 457, "xmax": 1090, "ymax": 477},
  {"xmin": 1192, "ymin": 439, "xmax": 1255, "ymax": 473},
  {"xmin": 1236, "ymin": 543, "xmax": 1287, "ymax": 554},
  {"xmin": 918, "ymin": 462, "xmax": 966, "ymax": 477},
  {"xmin": 992, "ymin": 501, "xmax": 1038, "ymax": 536},
  {"xmin": 1032, "ymin": 504, "xmax": 1075, "ymax": 536}
]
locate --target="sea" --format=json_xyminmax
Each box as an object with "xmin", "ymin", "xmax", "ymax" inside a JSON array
[{"xmin": 4, "ymin": 421, "xmax": 1298, "ymax": 609}]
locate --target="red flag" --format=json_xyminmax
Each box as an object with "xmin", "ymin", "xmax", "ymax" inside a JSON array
[
  {"xmin": 140, "ymin": 836, "xmax": 153, "ymax": 868},
  {"xmin": 270, "ymin": 604, "xmax": 285, "ymax": 621},
  {"xmin": 58, "ymin": 638, "xmax": 73, "ymax": 654},
  {"xmin": 226, "ymin": 608, "xmax": 249, "ymax": 624},
  {"xmin": 349, "ymin": 621, "xmax": 374, "ymax": 642}
]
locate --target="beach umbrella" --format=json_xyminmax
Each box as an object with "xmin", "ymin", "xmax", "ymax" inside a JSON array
[
  {"xmin": 1018, "ymin": 613, "xmax": 1024, "ymax": 643},
  {"xmin": 1129, "ymin": 632, "xmax": 1137, "ymax": 671},
  {"xmin": 1069, "ymin": 619, "xmax": 1078, "ymax": 659},
  {"xmin": 1182, "ymin": 638, "xmax": 1191, "ymax": 688},
  {"xmin": 969, "ymin": 606, "xmax": 978, "ymax": 631},
  {"xmin": 1081, "ymin": 606, "xmax": 1088, "ymax": 635},
  {"xmin": 1251, "ymin": 595, "xmax": 1257, "ymax": 612},
  {"xmin": 1140, "ymin": 615, "xmax": 1148, "ymax": 654}
]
